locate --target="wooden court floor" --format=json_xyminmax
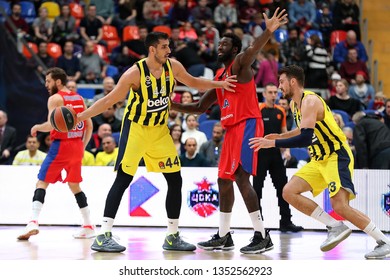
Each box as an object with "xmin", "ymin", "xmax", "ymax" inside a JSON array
[{"xmin": 1, "ymin": 225, "xmax": 389, "ymax": 261}]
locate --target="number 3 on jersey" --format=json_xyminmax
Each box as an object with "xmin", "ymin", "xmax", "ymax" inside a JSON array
[{"xmin": 158, "ymin": 156, "xmax": 180, "ymax": 169}]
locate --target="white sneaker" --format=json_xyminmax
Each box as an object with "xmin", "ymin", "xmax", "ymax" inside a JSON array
[
  {"xmin": 17, "ymin": 221, "xmax": 39, "ymax": 240},
  {"xmin": 73, "ymin": 225, "xmax": 96, "ymax": 239},
  {"xmin": 320, "ymin": 222, "xmax": 351, "ymax": 252},
  {"xmin": 364, "ymin": 240, "xmax": 390, "ymax": 259}
]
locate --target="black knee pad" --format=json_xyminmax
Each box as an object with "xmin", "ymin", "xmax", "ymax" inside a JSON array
[
  {"xmin": 33, "ymin": 188, "xmax": 46, "ymax": 204},
  {"xmin": 75, "ymin": 191, "xmax": 88, "ymax": 208}
]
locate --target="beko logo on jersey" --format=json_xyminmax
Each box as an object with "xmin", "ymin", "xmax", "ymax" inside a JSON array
[{"xmin": 147, "ymin": 96, "xmax": 169, "ymax": 112}]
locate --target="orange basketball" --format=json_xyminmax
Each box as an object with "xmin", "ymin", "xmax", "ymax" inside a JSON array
[{"xmin": 50, "ymin": 106, "xmax": 77, "ymax": 132}]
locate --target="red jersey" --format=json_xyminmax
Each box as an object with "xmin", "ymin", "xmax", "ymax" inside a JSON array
[
  {"xmin": 50, "ymin": 91, "xmax": 86, "ymax": 140},
  {"xmin": 215, "ymin": 62, "xmax": 262, "ymax": 128}
]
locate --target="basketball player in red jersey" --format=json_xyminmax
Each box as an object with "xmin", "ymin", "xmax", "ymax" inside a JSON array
[
  {"xmin": 171, "ymin": 8, "xmax": 288, "ymax": 253},
  {"xmin": 17, "ymin": 67, "xmax": 95, "ymax": 241}
]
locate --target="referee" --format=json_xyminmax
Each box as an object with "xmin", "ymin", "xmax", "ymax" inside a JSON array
[{"xmin": 253, "ymin": 83, "xmax": 303, "ymax": 232}]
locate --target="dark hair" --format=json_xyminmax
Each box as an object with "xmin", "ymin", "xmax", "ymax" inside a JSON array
[
  {"xmin": 46, "ymin": 67, "xmax": 67, "ymax": 85},
  {"xmin": 279, "ymin": 65, "xmax": 305, "ymax": 87},
  {"xmin": 169, "ymin": 123, "xmax": 183, "ymax": 136},
  {"xmin": 222, "ymin": 33, "xmax": 242, "ymax": 54},
  {"xmin": 144, "ymin": 32, "xmax": 169, "ymax": 49}
]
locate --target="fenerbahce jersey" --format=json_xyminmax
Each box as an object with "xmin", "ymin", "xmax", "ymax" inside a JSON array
[
  {"xmin": 124, "ymin": 58, "xmax": 175, "ymax": 126},
  {"xmin": 215, "ymin": 61, "xmax": 261, "ymax": 128},
  {"xmin": 292, "ymin": 91, "xmax": 348, "ymax": 161}
]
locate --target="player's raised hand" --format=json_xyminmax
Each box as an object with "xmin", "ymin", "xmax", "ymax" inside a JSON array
[
  {"xmin": 263, "ymin": 7, "xmax": 288, "ymax": 33},
  {"xmin": 223, "ymin": 75, "xmax": 237, "ymax": 92}
]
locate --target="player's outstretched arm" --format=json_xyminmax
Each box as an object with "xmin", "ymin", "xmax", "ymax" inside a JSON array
[{"xmin": 170, "ymin": 89, "xmax": 217, "ymax": 114}]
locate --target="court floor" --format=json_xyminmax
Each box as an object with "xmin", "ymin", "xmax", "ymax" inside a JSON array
[{"xmin": 1, "ymin": 225, "xmax": 389, "ymax": 261}]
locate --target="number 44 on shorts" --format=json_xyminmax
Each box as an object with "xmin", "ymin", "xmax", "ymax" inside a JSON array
[{"xmin": 158, "ymin": 156, "xmax": 180, "ymax": 169}]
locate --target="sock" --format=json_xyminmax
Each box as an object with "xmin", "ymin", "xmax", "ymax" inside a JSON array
[
  {"xmin": 167, "ymin": 218, "xmax": 179, "ymax": 234},
  {"xmin": 310, "ymin": 206, "xmax": 341, "ymax": 227},
  {"xmin": 80, "ymin": 206, "xmax": 92, "ymax": 226},
  {"xmin": 219, "ymin": 212, "xmax": 232, "ymax": 237},
  {"xmin": 363, "ymin": 221, "xmax": 390, "ymax": 244},
  {"xmin": 249, "ymin": 211, "xmax": 265, "ymax": 236},
  {"xmin": 100, "ymin": 217, "xmax": 114, "ymax": 234},
  {"xmin": 31, "ymin": 201, "xmax": 43, "ymax": 221}
]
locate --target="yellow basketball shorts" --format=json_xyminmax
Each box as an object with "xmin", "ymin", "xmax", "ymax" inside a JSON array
[
  {"xmin": 294, "ymin": 145, "xmax": 356, "ymax": 200},
  {"xmin": 115, "ymin": 119, "xmax": 181, "ymax": 176}
]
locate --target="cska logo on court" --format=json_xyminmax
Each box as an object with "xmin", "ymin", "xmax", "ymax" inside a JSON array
[
  {"xmin": 381, "ymin": 184, "xmax": 390, "ymax": 217},
  {"xmin": 187, "ymin": 177, "xmax": 219, "ymax": 218}
]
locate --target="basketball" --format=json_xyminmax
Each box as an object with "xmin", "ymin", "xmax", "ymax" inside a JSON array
[{"xmin": 50, "ymin": 106, "xmax": 77, "ymax": 132}]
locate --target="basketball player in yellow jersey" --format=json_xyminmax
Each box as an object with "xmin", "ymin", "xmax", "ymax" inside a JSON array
[
  {"xmin": 249, "ymin": 65, "xmax": 390, "ymax": 259},
  {"xmin": 77, "ymin": 32, "xmax": 236, "ymax": 253}
]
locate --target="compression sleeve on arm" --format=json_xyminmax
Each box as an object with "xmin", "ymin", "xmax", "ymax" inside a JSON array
[{"xmin": 275, "ymin": 128, "xmax": 314, "ymax": 148}]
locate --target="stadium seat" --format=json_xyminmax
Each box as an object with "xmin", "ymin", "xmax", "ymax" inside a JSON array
[
  {"xmin": 69, "ymin": 2, "xmax": 84, "ymax": 19},
  {"xmin": 102, "ymin": 25, "xmax": 121, "ymax": 53},
  {"xmin": 47, "ymin": 42, "xmax": 62, "ymax": 60},
  {"xmin": 19, "ymin": 1, "xmax": 36, "ymax": 24},
  {"xmin": 332, "ymin": 109, "xmax": 350, "ymax": 124},
  {"xmin": 344, "ymin": 121, "xmax": 355, "ymax": 129},
  {"xmin": 0, "ymin": 0, "xmax": 11, "ymax": 22},
  {"xmin": 290, "ymin": 148, "xmax": 309, "ymax": 162},
  {"xmin": 330, "ymin": 30, "xmax": 347, "ymax": 49},
  {"xmin": 106, "ymin": 65, "xmax": 119, "ymax": 78},
  {"xmin": 274, "ymin": 29, "xmax": 288, "ymax": 43},
  {"xmin": 153, "ymin": 25, "xmax": 172, "ymax": 37},
  {"xmin": 199, "ymin": 120, "xmax": 218, "ymax": 140},
  {"xmin": 112, "ymin": 132, "xmax": 120, "ymax": 145},
  {"xmin": 122, "ymin": 25, "xmax": 140, "ymax": 42},
  {"xmin": 22, "ymin": 42, "xmax": 38, "ymax": 58},
  {"xmin": 304, "ymin": 30, "xmax": 323, "ymax": 44},
  {"xmin": 197, "ymin": 113, "xmax": 208, "ymax": 124},
  {"xmin": 40, "ymin": 1, "xmax": 60, "ymax": 22},
  {"xmin": 77, "ymin": 88, "xmax": 96, "ymax": 99}
]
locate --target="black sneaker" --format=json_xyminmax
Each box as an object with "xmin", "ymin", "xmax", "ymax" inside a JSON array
[
  {"xmin": 240, "ymin": 230, "xmax": 274, "ymax": 254},
  {"xmin": 91, "ymin": 232, "xmax": 126, "ymax": 253},
  {"xmin": 197, "ymin": 232, "xmax": 235, "ymax": 251},
  {"xmin": 162, "ymin": 232, "xmax": 196, "ymax": 251},
  {"xmin": 279, "ymin": 223, "xmax": 304, "ymax": 233}
]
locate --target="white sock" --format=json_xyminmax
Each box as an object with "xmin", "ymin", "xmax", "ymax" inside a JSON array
[
  {"xmin": 167, "ymin": 218, "xmax": 179, "ymax": 234},
  {"xmin": 219, "ymin": 212, "xmax": 232, "ymax": 237},
  {"xmin": 363, "ymin": 221, "xmax": 390, "ymax": 244},
  {"xmin": 249, "ymin": 210, "xmax": 265, "ymax": 236},
  {"xmin": 100, "ymin": 217, "xmax": 114, "ymax": 234},
  {"xmin": 31, "ymin": 201, "xmax": 43, "ymax": 222},
  {"xmin": 310, "ymin": 206, "xmax": 341, "ymax": 227},
  {"xmin": 80, "ymin": 206, "xmax": 92, "ymax": 226}
]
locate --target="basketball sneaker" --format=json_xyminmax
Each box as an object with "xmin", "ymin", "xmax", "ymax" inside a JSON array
[
  {"xmin": 197, "ymin": 232, "xmax": 235, "ymax": 251},
  {"xmin": 91, "ymin": 232, "xmax": 126, "ymax": 253},
  {"xmin": 320, "ymin": 222, "xmax": 352, "ymax": 252},
  {"xmin": 364, "ymin": 240, "xmax": 390, "ymax": 259},
  {"xmin": 162, "ymin": 232, "xmax": 196, "ymax": 251},
  {"xmin": 73, "ymin": 225, "xmax": 96, "ymax": 239},
  {"xmin": 240, "ymin": 230, "xmax": 274, "ymax": 254},
  {"xmin": 17, "ymin": 220, "xmax": 39, "ymax": 240}
]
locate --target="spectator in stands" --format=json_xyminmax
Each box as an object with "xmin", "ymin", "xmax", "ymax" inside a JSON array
[
  {"xmin": 56, "ymin": 41, "xmax": 81, "ymax": 82},
  {"xmin": 316, "ymin": 2, "xmax": 333, "ymax": 49},
  {"xmin": 304, "ymin": 34, "xmax": 330, "ymax": 89},
  {"xmin": 348, "ymin": 71, "xmax": 375, "ymax": 109},
  {"xmin": 179, "ymin": 137, "xmax": 210, "ymax": 167},
  {"xmin": 173, "ymin": 41, "xmax": 205, "ymax": 77},
  {"xmin": 339, "ymin": 48, "xmax": 369, "ymax": 84},
  {"xmin": 95, "ymin": 135, "xmax": 118, "ymax": 166},
  {"xmin": 280, "ymin": 28, "xmax": 307, "ymax": 70},
  {"xmin": 82, "ymin": 150, "xmax": 96, "ymax": 166},
  {"xmin": 191, "ymin": 0, "xmax": 213, "ymax": 31},
  {"xmin": 332, "ymin": 0, "xmax": 361, "ymax": 40},
  {"xmin": 333, "ymin": 30, "xmax": 368, "ymax": 66},
  {"xmin": 5, "ymin": 3, "xmax": 30, "ymax": 41},
  {"xmin": 12, "ymin": 135, "xmax": 47, "ymax": 166},
  {"xmin": 233, "ymin": 27, "xmax": 254, "ymax": 51},
  {"xmin": 288, "ymin": 0, "xmax": 318, "ymax": 33},
  {"xmin": 52, "ymin": 4, "xmax": 79, "ymax": 47},
  {"xmin": 332, "ymin": 112, "xmax": 345, "ymax": 129},
  {"xmin": 249, "ymin": 13, "xmax": 265, "ymax": 39},
  {"xmin": 66, "ymin": 80, "xmax": 77, "ymax": 93},
  {"xmin": 352, "ymin": 111, "xmax": 390, "ymax": 169},
  {"xmin": 92, "ymin": 104, "xmax": 122, "ymax": 133},
  {"xmin": 92, "ymin": 76, "xmax": 115, "ymax": 102},
  {"xmin": 124, "ymin": 25, "xmax": 148, "ymax": 58},
  {"xmin": 169, "ymin": 0, "xmax": 191, "ymax": 28},
  {"xmin": 37, "ymin": 132, "xmax": 51, "ymax": 153},
  {"xmin": 116, "ymin": 0, "xmax": 137, "ymax": 37},
  {"xmin": 179, "ymin": 91, "xmax": 194, "ymax": 131},
  {"xmin": 142, "ymin": 0, "xmax": 167, "ymax": 31},
  {"xmin": 199, "ymin": 122, "xmax": 224, "ymax": 167},
  {"xmin": 372, "ymin": 91, "xmax": 386, "ymax": 112},
  {"xmin": 27, "ymin": 41, "xmax": 55, "ymax": 76},
  {"xmin": 384, "ymin": 99, "xmax": 390, "ymax": 129},
  {"xmin": 170, "ymin": 123, "xmax": 185, "ymax": 156},
  {"xmin": 278, "ymin": 96, "xmax": 295, "ymax": 131},
  {"xmin": 168, "ymin": 110, "xmax": 182, "ymax": 129},
  {"xmin": 79, "ymin": 4, "xmax": 106, "ymax": 47},
  {"xmin": 111, "ymin": 45, "xmax": 137, "ymax": 79},
  {"xmin": 201, "ymin": 19, "xmax": 220, "ymax": 51},
  {"xmin": 342, "ymin": 126, "xmax": 356, "ymax": 166},
  {"xmin": 329, "ymin": 71, "xmax": 341, "ymax": 96},
  {"xmin": 238, "ymin": 0, "xmax": 262, "ymax": 33},
  {"xmin": 181, "ymin": 114, "xmax": 208, "ymax": 153},
  {"xmin": 86, "ymin": 123, "xmax": 112, "ymax": 155},
  {"xmin": 0, "ymin": 110, "xmax": 17, "ymax": 165},
  {"xmin": 328, "ymin": 78, "xmax": 362, "ymax": 117},
  {"xmin": 91, "ymin": 0, "xmax": 116, "ymax": 26},
  {"xmin": 213, "ymin": 0, "xmax": 238, "ymax": 34},
  {"xmin": 79, "ymin": 41, "xmax": 107, "ymax": 84},
  {"xmin": 179, "ymin": 21, "xmax": 198, "ymax": 42},
  {"xmin": 255, "ymin": 49, "xmax": 278, "ymax": 88},
  {"xmin": 32, "ymin": 6, "xmax": 53, "ymax": 43},
  {"xmin": 196, "ymin": 30, "xmax": 219, "ymax": 72}
]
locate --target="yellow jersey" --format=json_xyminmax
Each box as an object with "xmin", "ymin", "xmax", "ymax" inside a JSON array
[{"xmin": 292, "ymin": 91, "xmax": 347, "ymax": 161}]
